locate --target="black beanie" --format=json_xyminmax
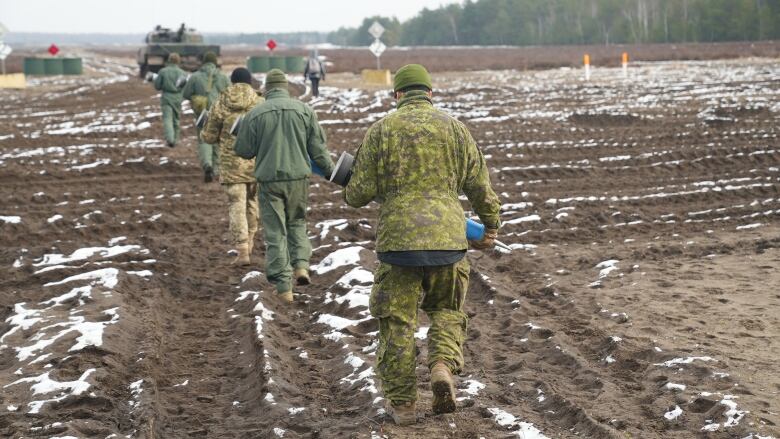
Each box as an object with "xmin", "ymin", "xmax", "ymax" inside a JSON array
[{"xmin": 231, "ymin": 67, "xmax": 253, "ymax": 85}]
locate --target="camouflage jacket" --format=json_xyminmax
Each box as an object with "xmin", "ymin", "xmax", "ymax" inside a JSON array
[
  {"xmin": 153, "ymin": 63, "xmax": 186, "ymax": 106},
  {"xmin": 233, "ymin": 88, "xmax": 335, "ymax": 182},
  {"xmin": 182, "ymin": 63, "xmax": 229, "ymax": 109},
  {"xmin": 201, "ymin": 83, "xmax": 263, "ymax": 184},
  {"xmin": 345, "ymin": 91, "xmax": 501, "ymax": 252}
]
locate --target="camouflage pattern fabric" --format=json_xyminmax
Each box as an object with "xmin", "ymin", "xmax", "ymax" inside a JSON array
[
  {"xmin": 201, "ymin": 82, "xmax": 262, "ymax": 184},
  {"xmin": 258, "ymin": 179, "xmax": 311, "ymax": 294},
  {"xmin": 344, "ymin": 90, "xmax": 501, "ymax": 252},
  {"xmin": 153, "ymin": 62, "xmax": 186, "ymax": 145},
  {"xmin": 370, "ymin": 258, "xmax": 470, "ymax": 403},
  {"xmin": 223, "ymin": 183, "xmax": 259, "ymax": 246}
]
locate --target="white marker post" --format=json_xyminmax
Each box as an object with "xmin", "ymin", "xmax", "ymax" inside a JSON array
[
  {"xmin": 0, "ymin": 23, "xmax": 8, "ymax": 75},
  {"xmin": 583, "ymin": 54, "xmax": 591, "ymax": 81},
  {"xmin": 368, "ymin": 21, "xmax": 386, "ymax": 70},
  {"xmin": 622, "ymin": 52, "xmax": 629, "ymax": 79}
]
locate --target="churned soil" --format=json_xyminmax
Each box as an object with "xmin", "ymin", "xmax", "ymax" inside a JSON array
[{"xmin": 0, "ymin": 49, "xmax": 778, "ymax": 438}]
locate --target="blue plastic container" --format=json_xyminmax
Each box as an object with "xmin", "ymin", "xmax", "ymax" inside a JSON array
[{"xmin": 466, "ymin": 218, "xmax": 484, "ymax": 240}]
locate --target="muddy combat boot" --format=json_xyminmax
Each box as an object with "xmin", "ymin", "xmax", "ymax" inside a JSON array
[
  {"xmin": 431, "ymin": 362, "xmax": 457, "ymax": 414},
  {"xmin": 231, "ymin": 244, "xmax": 251, "ymax": 266},
  {"xmin": 294, "ymin": 268, "xmax": 311, "ymax": 285},
  {"xmin": 204, "ymin": 166, "xmax": 214, "ymax": 183},
  {"xmin": 385, "ymin": 400, "xmax": 416, "ymax": 426},
  {"xmin": 278, "ymin": 290, "xmax": 293, "ymax": 303}
]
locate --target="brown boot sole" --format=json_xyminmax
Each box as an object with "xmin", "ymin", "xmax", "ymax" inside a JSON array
[{"xmin": 431, "ymin": 380, "xmax": 457, "ymax": 414}]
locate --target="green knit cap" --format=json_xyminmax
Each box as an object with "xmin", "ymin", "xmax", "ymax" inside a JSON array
[
  {"xmin": 265, "ymin": 69, "xmax": 288, "ymax": 90},
  {"xmin": 393, "ymin": 64, "xmax": 432, "ymax": 92},
  {"xmin": 202, "ymin": 51, "xmax": 217, "ymax": 64}
]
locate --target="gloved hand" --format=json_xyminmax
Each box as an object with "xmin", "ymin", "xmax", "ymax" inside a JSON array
[{"xmin": 470, "ymin": 228, "xmax": 498, "ymax": 250}]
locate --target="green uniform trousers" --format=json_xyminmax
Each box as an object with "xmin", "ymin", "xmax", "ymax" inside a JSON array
[
  {"xmin": 258, "ymin": 178, "xmax": 311, "ymax": 293},
  {"xmin": 161, "ymin": 101, "xmax": 181, "ymax": 146},
  {"xmin": 370, "ymin": 258, "xmax": 470, "ymax": 403},
  {"xmin": 197, "ymin": 127, "xmax": 219, "ymax": 173}
]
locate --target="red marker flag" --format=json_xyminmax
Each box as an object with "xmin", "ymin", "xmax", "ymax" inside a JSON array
[{"xmin": 48, "ymin": 44, "xmax": 59, "ymax": 56}]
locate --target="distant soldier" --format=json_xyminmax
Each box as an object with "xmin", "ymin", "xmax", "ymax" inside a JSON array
[
  {"xmin": 234, "ymin": 69, "xmax": 335, "ymax": 302},
  {"xmin": 183, "ymin": 51, "xmax": 230, "ymax": 182},
  {"xmin": 201, "ymin": 67, "xmax": 263, "ymax": 265},
  {"xmin": 153, "ymin": 53, "xmax": 186, "ymax": 147},
  {"xmin": 344, "ymin": 64, "xmax": 501, "ymax": 425},
  {"xmin": 303, "ymin": 49, "xmax": 326, "ymax": 98}
]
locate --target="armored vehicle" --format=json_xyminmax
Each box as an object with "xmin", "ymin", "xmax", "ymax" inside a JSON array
[{"xmin": 137, "ymin": 24, "xmax": 220, "ymax": 77}]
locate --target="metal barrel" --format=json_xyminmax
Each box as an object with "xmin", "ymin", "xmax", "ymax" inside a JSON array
[
  {"xmin": 285, "ymin": 56, "xmax": 305, "ymax": 73},
  {"xmin": 23, "ymin": 58, "xmax": 45, "ymax": 75},
  {"xmin": 62, "ymin": 58, "xmax": 83, "ymax": 75},
  {"xmin": 268, "ymin": 56, "xmax": 286, "ymax": 72},
  {"xmin": 43, "ymin": 58, "xmax": 64, "ymax": 75},
  {"xmin": 247, "ymin": 56, "xmax": 270, "ymax": 73}
]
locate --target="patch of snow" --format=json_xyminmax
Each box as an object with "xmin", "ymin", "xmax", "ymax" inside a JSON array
[{"xmin": 311, "ymin": 246, "xmax": 364, "ymax": 274}]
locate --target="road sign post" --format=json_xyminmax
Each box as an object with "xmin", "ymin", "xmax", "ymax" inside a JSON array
[{"xmin": 368, "ymin": 21, "xmax": 386, "ymax": 70}]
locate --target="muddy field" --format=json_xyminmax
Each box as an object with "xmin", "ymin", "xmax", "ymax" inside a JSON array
[{"xmin": 1, "ymin": 51, "xmax": 779, "ymax": 439}]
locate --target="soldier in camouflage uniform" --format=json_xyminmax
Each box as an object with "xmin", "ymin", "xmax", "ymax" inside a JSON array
[
  {"xmin": 183, "ymin": 51, "xmax": 230, "ymax": 182},
  {"xmin": 153, "ymin": 53, "xmax": 187, "ymax": 147},
  {"xmin": 344, "ymin": 64, "xmax": 501, "ymax": 425},
  {"xmin": 234, "ymin": 69, "xmax": 335, "ymax": 302},
  {"xmin": 201, "ymin": 67, "xmax": 263, "ymax": 265}
]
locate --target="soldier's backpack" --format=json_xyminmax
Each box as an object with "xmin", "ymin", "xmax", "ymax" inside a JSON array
[{"xmin": 191, "ymin": 69, "xmax": 215, "ymax": 118}]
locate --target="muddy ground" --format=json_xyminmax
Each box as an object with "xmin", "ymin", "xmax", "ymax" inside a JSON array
[{"xmin": 0, "ymin": 50, "xmax": 779, "ymax": 439}]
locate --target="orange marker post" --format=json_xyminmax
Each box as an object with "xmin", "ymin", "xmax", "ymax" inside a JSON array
[
  {"xmin": 622, "ymin": 52, "xmax": 629, "ymax": 78},
  {"xmin": 584, "ymin": 54, "xmax": 591, "ymax": 81}
]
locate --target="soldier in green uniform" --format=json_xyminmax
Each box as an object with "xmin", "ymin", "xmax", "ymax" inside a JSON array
[
  {"xmin": 344, "ymin": 64, "xmax": 501, "ymax": 425},
  {"xmin": 234, "ymin": 69, "xmax": 335, "ymax": 302},
  {"xmin": 201, "ymin": 67, "xmax": 263, "ymax": 265},
  {"xmin": 183, "ymin": 51, "xmax": 230, "ymax": 182},
  {"xmin": 153, "ymin": 53, "xmax": 186, "ymax": 147}
]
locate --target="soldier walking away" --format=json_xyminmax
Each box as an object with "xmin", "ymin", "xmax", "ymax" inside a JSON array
[
  {"xmin": 234, "ymin": 69, "xmax": 335, "ymax": 303},
  {"xmin": 183, "ymin": 51, "xmax": 230, "ymax": 182},
  {"xmin": 344, "ymin": 64, "xmax": 501, "ymax": 425},
  {"xmin": 303, "ymin": 49, "xmax": 326, "ymax": 98},
  {"xmin": 201, "ymin": 67, "xmax": 263, "ymax": 265},
  {"xmin": 153, "ymin": 53, "xmax": 186, "ymax": 147}
]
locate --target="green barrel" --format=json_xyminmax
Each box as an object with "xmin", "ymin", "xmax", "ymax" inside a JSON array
[
  {"xmin": 269, "ymin": 56, "xmax": 286, "ymax": 71},
  {"xmin": 247, "ymin": 56, "xmax": 270, "ymax": 73},
  {"xmin": 62, "ymin": 58, "xmax": 83, "ymax": 75},
  {"xmin": 285, "ymin": 56, "xmax": 305, "ymax": 73},
  {"xmin": 43, "ymin": 58, "xmax": 64, "ymax": 75},
  {"xmin": 23, "ymin": 57, "xmax": 46, "ymax": 75}
]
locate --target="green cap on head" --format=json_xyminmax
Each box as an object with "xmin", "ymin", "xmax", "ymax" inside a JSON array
[
  {"xmin": 202, "ymin": 51, "xmax": 217, "ymax": 64},
  {"xmin": 168, "ymin": 53, "xmax": 181, "ymax": 64},
  {"xmin": 393, "ymin": 64, "xmax": 432, "ymax": 92},
  {"xmin": 265, "ymin": 68, "xmax": 288, "ymax": 90}
]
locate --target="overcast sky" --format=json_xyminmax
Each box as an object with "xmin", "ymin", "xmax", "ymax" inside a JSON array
[{"xmin": 0, "ymin": 0, "xmax": 461, "ymax": 33}]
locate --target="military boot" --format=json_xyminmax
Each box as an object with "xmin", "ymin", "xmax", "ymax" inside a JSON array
[
  {"xmin": 278, "ymin": 290, "xmax": 293, "ymax": 303},
  {"xmin": 385, "ymin": 400, "xmax": 416, "ymax": 426},
  {"xmin": 431, "ymin": 362, "xmax": 457, "ymax": 414},
  {"xmin": 204, "ymin": 166, "xmax": 214, "ymax": 183},
  {"xmin": 232, "ymin": 244, "xmax": 251, "ymax": 266},
  {"xmin": 294, "ymin": 268, "xmax": 311, "ymax": 285}
]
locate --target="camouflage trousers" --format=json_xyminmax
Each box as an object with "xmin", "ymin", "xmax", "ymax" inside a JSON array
[
  {"xmin": 258, "ymin": 179, "xmax": 311, "ymax": 294},
  {"xmin": 223, "ymin": 183, "xmax": 259, "ymax": 246},
  {"xmin": 161, "ymin": 101, "xmax": 181, "ymax": 146},
  {"xmin": 370, "ymin": 258, "xmax": 470, "ymax": 403}
]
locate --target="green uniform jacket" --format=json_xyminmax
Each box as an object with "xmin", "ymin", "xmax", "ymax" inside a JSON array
[
  {"xmin": 201, "ymin": 83, "xmax": 263, "ymax": 184},
  {"xmin": 153, "ymin": 63, "xmax": 186, "ymax": 106},
  {"xmin": 344, "ymin": 91, "xmax": 501, "ymax": 253},
  {"xmin": 182, "ymin": 62, "xmax": 229, "ymax": 110},
  {"xmin": 233, "ymin": 88, "xmax": 335, "ymax": 182}
]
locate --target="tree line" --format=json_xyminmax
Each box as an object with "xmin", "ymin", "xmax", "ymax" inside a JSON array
[{"xmin": 327, "ymin": 0, "xmax": 780, "ymax": 46}]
